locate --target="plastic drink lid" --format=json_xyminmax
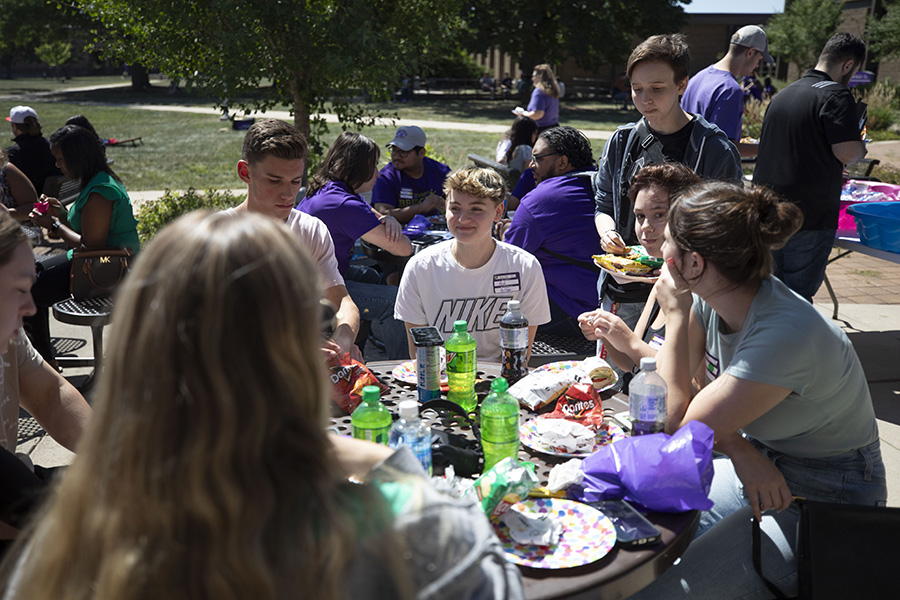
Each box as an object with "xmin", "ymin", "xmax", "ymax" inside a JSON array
[
  {"xmin": 398, "ymin": 399, "xmax": 418, "ymax": 419},
  {"xmin": 361, "ymin": 385, "xmax": 381, "ymax": 402},
  {"xmin": 453, "ymin": 320, "xmax": 468, "ymax": 332},
  {"xmin": 639, "ymin": 357, "xmax": 657, "ymax": 371},
  {"xmin": 490, "ymin": 377, "xmax": 509, "ymax": 393},
  {"xmin": 507, "ymin": 300, "xmax": 520, "ymax": 311}
]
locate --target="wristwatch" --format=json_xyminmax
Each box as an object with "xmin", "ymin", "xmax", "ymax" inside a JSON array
[{"xmin": 50, "ymin": 220, "xmax": 62, "ymax": 233}]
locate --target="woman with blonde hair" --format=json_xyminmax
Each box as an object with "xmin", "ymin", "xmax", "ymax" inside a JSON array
[
  {"xmin": 517, "ymin": 64, "xmax": 560, "ymax": 131},
  {"xmin": 1, "ymin": 211, "xmax": 522, "ymax": 600}
]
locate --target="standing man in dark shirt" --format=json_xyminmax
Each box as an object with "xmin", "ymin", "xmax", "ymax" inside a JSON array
[
  {"xmin": 5, "ymin": 106, "xmax": 61, "ymax": 194},
  {"xmin": 754, "ymin": 33, "xmax": 867, "ymax": 302}
]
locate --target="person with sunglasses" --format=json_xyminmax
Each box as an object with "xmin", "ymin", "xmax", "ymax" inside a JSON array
[
  {"xmin": 372, "ymin": 126, "xmax": 451, "ymax": 224},
  {"xmin": 501, "ymin": 126, "xmax": 598, "ymax": 338},
  {"xmin": 680, "ymin": 24, "xmax": 775, "ymax": 159}
]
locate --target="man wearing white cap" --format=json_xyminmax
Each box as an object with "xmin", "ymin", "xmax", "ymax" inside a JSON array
[
  {"xmin": 372, "ymin": 125, "xmax": 451, "ymax": 224},
  {"xmin": 681, "ymin": 25, "xmax": 775, "ymax": 158},
  {"xmin": 5, "ymin": 105, "xmax": 60, "ymax": 194}
]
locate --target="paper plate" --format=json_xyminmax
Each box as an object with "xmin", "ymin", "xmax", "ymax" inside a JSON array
[
  {"xmin": 531, "ymin": 361, "xmax": 618, "ymax": 393},
  {"xmin": 391, "ymin": 360, "xmax": 449, "ymax": 386},
  {"xmin": 493, "ymin": 498, "xmax": 616, "ymax": 569},
  {"xmin": 593, "ymin": 258, "xmax": 659, "ymax": 285},
  {"xmin": 519, "ymin": 418, "xmax": 626, "ymax": 458}
]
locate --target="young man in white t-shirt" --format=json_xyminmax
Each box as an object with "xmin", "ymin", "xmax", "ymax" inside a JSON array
[{"xmin": 395, "ymin": 166, "xmax": 550, "ymax": 361}]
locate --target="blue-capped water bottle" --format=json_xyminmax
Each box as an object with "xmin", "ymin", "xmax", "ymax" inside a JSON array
[{"xmin": 388, "ymin": 400, "xmax": 433, "ymax": 474}]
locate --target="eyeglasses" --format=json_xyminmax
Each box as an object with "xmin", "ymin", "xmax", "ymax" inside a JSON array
[
  {"xmin": 531, "ymin": 151, "xmax": 559, "ymax": 163},
  {"xmin": 389, "ymin": 146, "xmax": 417, "ymax": 157}
]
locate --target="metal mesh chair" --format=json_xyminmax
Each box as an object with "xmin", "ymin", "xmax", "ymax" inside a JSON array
[{"xmin": 52, "ymin": 296, "xmax": 114, "ymax": 386}]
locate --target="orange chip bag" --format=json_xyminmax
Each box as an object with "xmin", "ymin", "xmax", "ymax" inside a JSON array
[
  {"xmin": 329, "ymin": 352, "xmax": 389, "ymax": 414},
  {"xmin": 544, "ymin": 383, "xmax": 605, "ymax": 431}
]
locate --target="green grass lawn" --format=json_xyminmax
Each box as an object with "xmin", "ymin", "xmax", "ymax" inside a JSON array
[{"xmin": 0, "ymin": 78, "xmax": 629, "ymax": 190}]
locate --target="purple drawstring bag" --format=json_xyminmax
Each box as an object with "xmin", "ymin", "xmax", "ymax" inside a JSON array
[{"xmin": 568, "ymin": 420, "xmax": 715, "ymax": 512}]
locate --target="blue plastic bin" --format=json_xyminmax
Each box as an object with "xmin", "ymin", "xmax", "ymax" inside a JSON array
[{"xmin": 846, "ymin": 201, "xmax": 900, "ymax": 253}]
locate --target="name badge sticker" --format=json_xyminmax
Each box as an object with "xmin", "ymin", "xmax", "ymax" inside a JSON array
[{"xmin": 493, "ymin": 272, "xmax": 521, "ymax": 294}]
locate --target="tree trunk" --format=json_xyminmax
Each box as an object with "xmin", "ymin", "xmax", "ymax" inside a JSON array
[
  {"xmin": 130, "ymin": 63, "xmax": 151, "ymax": 90},
  {"xmin": 289, "ymin": 77, "xmax": 311, "ymax": 185}
]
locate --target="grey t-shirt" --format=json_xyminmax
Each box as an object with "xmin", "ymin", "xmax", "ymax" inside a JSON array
[{"xmin": 693, "ymin": 277, "xmax": 878, "ymax": 458}]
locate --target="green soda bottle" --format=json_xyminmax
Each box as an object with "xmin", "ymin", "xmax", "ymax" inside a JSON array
[
  {"xmin": 351, "ymin": 385, "xmax": 392, "ymax": 445},
  {"xmin": 446, "ymin": 320, "xmax": 477, "ymax": 413},
  {"xmin": 480, "ymin": 377, "xmax": 520, "ymax": 470}
]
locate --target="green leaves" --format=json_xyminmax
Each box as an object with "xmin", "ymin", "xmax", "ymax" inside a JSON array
[{"xmin": 766, "ymin": 0, "xmax": 844, "ymax": 72}]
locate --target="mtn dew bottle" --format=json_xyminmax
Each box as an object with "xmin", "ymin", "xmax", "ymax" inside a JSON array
[
  {"xmin": 446, "ymin": 320, "xmax": 477, "ymax": 413},
  {"xmin": 480, "ymin": 377, "xmax": 520, "ymax": 470},
  {"xmin": 351, "ymin": 385, "xmax": 392, "ymax": 444}
]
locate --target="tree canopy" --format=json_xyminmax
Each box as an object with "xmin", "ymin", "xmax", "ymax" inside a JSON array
[
  {"xmin": 766, "ymin": 0, "xmax": 845, "ymax": 72},
  {"xmin": 460, "ymin": 0, "xmax": 688, "ymax": 74},
  {"xmin": 869, "ymin": 0, "xmax": 900, "ymax": 61},
  {"xmin": 78, "ymin": 0, "xmax": 463, "ymax": 154},
  {"xmin": 0, "ymin": 0, "xmax": 92, "ymax": 78}
]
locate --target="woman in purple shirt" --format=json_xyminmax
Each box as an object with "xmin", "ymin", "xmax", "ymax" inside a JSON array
[
  {"xmin": 299, "ymin": 132, "xmax": 412, "ymax": 279},
  {"xmin": 518, "ymin": 64, "xmax": 560, "ymax": 130}
]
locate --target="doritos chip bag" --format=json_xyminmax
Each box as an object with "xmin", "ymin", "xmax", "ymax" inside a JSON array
[
  {"xmin": 329, "ymin": 352, "xmax": 389, "ymax": 414},
  {"xmin": 544, "ymin": 383, "xmax": 605, "ymax": 430}
]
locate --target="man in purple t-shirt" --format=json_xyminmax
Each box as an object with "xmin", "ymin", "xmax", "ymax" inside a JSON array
[
  {"xmin": 681, "ymin": 25, "xmax": 774, "ymax": 158},
  {"xmin": 372, "ymin": 125, "xmax": 451, "ymax": 224},
  {"xmin": 502, "ymin": 126, "xmax": 599, "ymax": 338}
]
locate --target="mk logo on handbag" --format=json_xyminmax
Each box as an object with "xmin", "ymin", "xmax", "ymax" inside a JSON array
[{"xmin": 100, "ymin": 256, "xmax": 111, "ymax": 263}]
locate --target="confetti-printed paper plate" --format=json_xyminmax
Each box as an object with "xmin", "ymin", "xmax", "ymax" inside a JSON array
[
  {"xmin": 531, "ymin": 361, "xmax": 618, "ymax": 393},
  {"xmin": 519, "ymin": 418, "xmax": 626, "ymax": 458},
  {"xmin": 492, "ymin": 498, "xmax": 616, "ymax": 569},
  {"xmin": 391, "ymin": 360, "xmax": 449, "ymax": 386}
]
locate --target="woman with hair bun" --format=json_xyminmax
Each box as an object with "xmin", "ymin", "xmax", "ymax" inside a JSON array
[{"xmin": 631, "ymin": 182, "xmax": 886, "ymax": 598}]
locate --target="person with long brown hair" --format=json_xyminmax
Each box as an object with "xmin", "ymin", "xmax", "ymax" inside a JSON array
[
  {"xmin": 298, "ymin": 131, "xmax": 412, "ymax": 359},
  {"xmin": 1, "ymin": 211, "xmax": 522, "ymax": 599},
  {"xmin": 629, "ymin": 182, "xmax": 885, "ymax": 599}
]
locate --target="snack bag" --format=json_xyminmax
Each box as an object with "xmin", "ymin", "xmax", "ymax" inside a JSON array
[
  {"xmin": 464, "ymin": 458, "xmax": 538, "ymax": 519},
  {"xmin": 329, "ymin": 352, "xmax": 389, "ymax": 414},
  {"xmin": 544, "ymin": 383, "xmax": 605, "ymax": 431},
  {"xmin": 508, "ymin": 367, "xmax": 584, "ymax": 411}
]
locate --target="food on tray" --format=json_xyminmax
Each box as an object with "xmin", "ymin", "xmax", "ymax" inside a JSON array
[
  {"xmin": 509, "ymin": 367, "xmax": 584, "ymax": 411},
  {"xmin": 593, "ymin": 245, "xmax": 663, "ymax": 276},
  {"xmin": 583, "ymin": 356, "xmax": 616, "ymax": 390},
  {"xmin": 544, "ymin": 383, "xmax": 606, "ymax": 430}
]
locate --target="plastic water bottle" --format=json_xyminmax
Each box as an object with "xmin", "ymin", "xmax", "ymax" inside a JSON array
[
  {"xmin": 389, "ymin": 400, "xmax": 433, "ymax": 474},
  {"xmin": 351, "ymin": 385, "xmax": 392, "ymax": 445},
  {"xmin": 446, "ymin": 320, "xmax": 477, "ymax": 413},
  {"xmin": 500, "ymin": 300, "xmax": 529, "ymax": 384},
  {"xmin": 629, "ymin": 357, "xmax": 667, "ymax": 435},
  {"xmin": 480, "ymin": 378, "xmax": 520, "ymax": 470}
]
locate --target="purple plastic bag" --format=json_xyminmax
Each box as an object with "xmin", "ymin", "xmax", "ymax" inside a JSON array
[
  {"xmin": 402, "ymin": 214, "xmax": 431, "ymax": 239},
  {"xmin": 568, "ymin": 420, "xmax": 715, "ymax": 512}
]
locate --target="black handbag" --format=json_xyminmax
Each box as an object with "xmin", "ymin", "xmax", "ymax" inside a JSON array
[
  {"xmin": 421, "ymin": 399, "xmax": 484, "ymax": 478},
  {"xmin": 753, "ymin": 497, "xmax": 900, "ymax": 599},
  {"xmin": 70, "ymin": 247, "xmax": 133, "ymax": 301}
]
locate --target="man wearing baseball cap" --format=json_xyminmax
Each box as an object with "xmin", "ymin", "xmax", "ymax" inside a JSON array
[
  {"xmin": 681, "ymin": 25, "xmax": 775, "ymax": 158},
  {"xmin": 5, "ymin": 105, "xmax": 60, "ymax": 194},
  {"xmin": 372, "ymin": 125, "xmax": 451, "ymax": 224}
]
